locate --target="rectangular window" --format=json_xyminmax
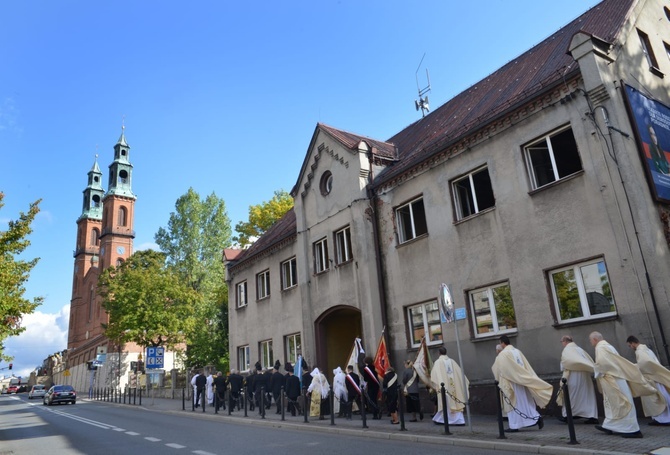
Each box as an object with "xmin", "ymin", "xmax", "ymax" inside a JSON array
[
  {"xmin": 285, "ymin": 333, "xmax": 301, "ymax": 365},
  {"xmin": 407, "ymin": 301, "xmax": 443, "ymax": 348},
  {"xmin": 260, "ymin": 340, "xmax": 273, "ymax": 369},
  {"xmin": 452, "ymin": 166, "xmax": 495, "ymax": 220},
  {"xmin": 237, "ymin": 345, "xmax": 250, "ymax": 372},
  {"xmin": 335, "ymin": 226, "xmax": 353, "ymax": 264},
  {"xmin": 256, "ymin": 270, "xmax": 270, "ymax": 300},
  {"xmin": 664, "ymin": 42, "xmax": 670, "ymax": 63},
  {"xmin": 396, "ymin": 197, "xmax": 428, "ymax": 244},
  {"xmin": 236, "ymin": 281, "xmax": 248, "ymax": 308},
  {"xmin": 524, "ymin": 126, "xmax": 582, "ymax": 190},
  {"xmin": 281, "ymin": 257, "xmax": 297, "ymax": 290},
  {"xmin": 469, "ymin": 283, "xmax": 517, "ymax": 338},
  {"xmin": 314, "ymin": 238, "xmax": 329, "ymax": 273},
  {"xmin": 549, "ymin": 258, "xmax": 616, "ymax": 323},
  {"xmin": 638, "ymin": 29, "xmax": 660, "ymax": 70}
]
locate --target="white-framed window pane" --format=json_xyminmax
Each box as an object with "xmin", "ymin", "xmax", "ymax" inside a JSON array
[
  {"xmin": 525, "ymin": 127, "xmax": 581, "ymax": 190},
  {"xmin": 407, "ymin": 301, "xmax": 442, "ymax": 348},
  {"xmin": 257, "ymin": 270, "xmax": 270, "ymax": 299},
  {"xmin": 335, "ymin": 226, "xmax": 352, "ymax": 264},
  {"xmin": 238, "ymin": 345, "xmax": 250, "ymax": 371},
  {"xmin": 236, "ymin": 281, "xmax": 247, "ymax": 307},
  {"xmin": 453, "ymin": 167, "xmax": 495, "ymax": 220},
  {"xmin": 260, "ymin": 340, "xmax": 273, "ymax": 368},
  {"xmin": 396, "ymin": 198, "xmax": 428, "ymax": 244},
  {"xmin": 281, "ymin": 258, "xmax": 297, "ymax": 289},
  {"xmin": 469, "ymin": 283, "xmax": 517, "ymax": 338},
  {"xmin": 551, "ymin": 259, "xmax": 615, "ymax": 323},
  {"xmin": 314, "ymin": 238, "xmax": 329, "ymax": 273},
  {"xmin": 285, "ymin": 333, "xmax": 301, "ymax": 365}
]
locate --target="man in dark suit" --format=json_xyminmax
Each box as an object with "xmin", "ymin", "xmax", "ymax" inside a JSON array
[
  {"xmin": 195, "ymin": 369, "xmax": 207, "ymax": 411},
  {"xmin": 213, "ymin": 371, "xmax": 227, "ymax": 412},
  {"xmin": 271, "ymin": 360, "xmax": 285, "ymax": 414},
  {"xmin": 227, "ymin": 369, "xmax": 244, "ymax": 411},
  {"xmin": 284, "ymin": 362, "xmax": 301, "ymax": 416},
  {"xmin": 344, "ymin": 365, "xmax": 361, "ymax": 420}
]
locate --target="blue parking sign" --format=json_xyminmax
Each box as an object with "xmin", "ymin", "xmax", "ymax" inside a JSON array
[{"xmin": 146, "ymin": 347, "xmax": 164, "ymax": 369}]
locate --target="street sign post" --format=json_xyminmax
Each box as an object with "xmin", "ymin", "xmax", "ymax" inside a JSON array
[{"xmin": 145, "ymin": 347, "xmax": 164, "ymax": 369}]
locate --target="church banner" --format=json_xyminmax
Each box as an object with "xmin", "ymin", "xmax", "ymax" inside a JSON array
[{"xmin": 623, "ymin": 84, "xmax": 670, "ymax": 204}]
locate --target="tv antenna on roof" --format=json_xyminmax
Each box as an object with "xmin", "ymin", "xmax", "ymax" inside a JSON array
[{"xmin": 415, "ymin": 53, "xmax": 431, "ymax": 117}]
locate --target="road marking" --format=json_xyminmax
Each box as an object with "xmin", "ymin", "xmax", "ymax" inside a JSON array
[
  {"xmin": 125, "ymin": 431, "xmax": 140, "ymax": 436},
  {"xmin": 114, "ymin": 428, "xmax": 126, "ymax": 431},
  {"xmin": 166, "ymin": 443, "xmax": 186, "ymax": 449},
  {"xmin": 192, "ymin": 451, "xmax": 216, "ymax": 455},
  {"xmin": 145, "ymin": 437, "xmax": 161, "ymax": 442}
]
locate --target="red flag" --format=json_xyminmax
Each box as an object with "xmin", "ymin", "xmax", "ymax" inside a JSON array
[{"xmin": 373, "ymin": 334, "xmax": 391, "ymax": 378}]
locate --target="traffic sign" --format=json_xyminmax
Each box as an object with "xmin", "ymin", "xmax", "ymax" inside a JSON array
[
  {"xmin": 64, "ymin": 369, "xmax": 71, "ymax": 377},
  {"xmin": 145, "ymin": 347, "xmax": 164, "ymax": 369}
]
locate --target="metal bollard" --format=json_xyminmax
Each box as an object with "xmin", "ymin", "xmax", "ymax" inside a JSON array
[
  {"xmin": 182, "ymin": 387, "xmax": 185, "ymax": 411},
  {"xmin": 133, "ymin": 387, "xmax": 137, "ymax": 405},
  {"xmin": 303, "ymin": 387, "xmax": 309, "ymax": 423},
  {"xmin": 139, "ymin": 387, "xmax": 142, "ymax": 406},
  {"xmin": 201, "ymin": 389, "xmax": 205, "ymax": 413},
  {"xmin": 398, "ymin": 382, "xmax": 407, "ymax": 431},
  {"xmin": 440, "ymin": 383, "xmax": 452, "ymax": 435},
  {"xmin": 243, "ymin": 391, "xmax": 248, "ymax": 417},
  {"xmin": 561, "ymin": 378, "xmax": 579, "ymax": 445},
  {"xmin": 214, "ymin": 390, "xmax": 218, "ymax": 414},
  {"xmin": 495, "ymin": 381, "xmax": 507, "ymax": 439},
  {"xmin": 260, "ymin": 387, "xmax": 266, "ymax": 419},
  {"xmin": 361, "ymin": 384, "xmax": 368, "ymax": 429},
  {"xmin": 281, "ymin": 386, "xmax": 286, "ymax": 421},
  {"xmin": 330, "ymin": 386, "xmax": 335, "ymax": 426}
]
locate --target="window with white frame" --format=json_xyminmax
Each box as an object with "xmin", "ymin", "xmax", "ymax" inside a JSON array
[
  {"xmin": 256, "ymin": 270, "xmax": 270, "ymax": 300},
  {"xmin": 236, "ymin": 281, "xmax": 248, "ymax": 308},
  {"xmin": 407, "ymin": 301, "xmax": 443, "ymax": 348},
  {"xmin": 549, "ymin": 258, "xmax": 616, "ymax": 323},
  {"xmin": 638, "ymin": 29, "xmax": 660, "ymax": 70},
  {"xmin": 285, "ymin": 333, "xmax": 301, "ymax": 365},
  {"xmin": 335, "ymin": 226, "xmax": 353, "ymax": 264},
  {"xmin": 238, "ymin": 345, "xmax": 250, "ymax": 372},
  {"xmin": 469, "ymin": 282, "xmax": 517, "ymax": 338},
  {"xmin": 396, "ymin": 197, "xmax": 428, "ymax": 244},
  {"xmin": 314, "ymin": 237, "xmax": 329, "ymax": 273},
  {"xmin": 452, "ymin": 166, "xmax": 495, "ymax": 220},
  {"xmin": 281, "ymin": 257, "xmax": 297, "ymax": 290},
  {"xmin": 524, "ymin": 126, "xmax": 582, "ymax": 190},
  {"xmin": 260, "ymin": 339, "xmax": 273, "ymax": 369}
]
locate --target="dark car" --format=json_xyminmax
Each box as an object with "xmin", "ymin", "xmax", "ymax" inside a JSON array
[{"xmin": 43, "ymin": 385, "xmax": 76, "ymax": 405}]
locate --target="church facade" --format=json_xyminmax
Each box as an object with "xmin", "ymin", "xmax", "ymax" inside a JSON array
[{"xmin": 227, "ymin": 0, "xmax": 670, "ymax": 404}]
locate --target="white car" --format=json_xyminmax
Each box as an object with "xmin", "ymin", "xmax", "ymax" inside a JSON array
[{"xmin": 28, "ymin": 385, "xmax": 46, "ymax": 399}]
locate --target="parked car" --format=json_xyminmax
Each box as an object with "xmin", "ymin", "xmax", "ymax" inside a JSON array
[
  {"xmin": 7, "ymin": 385, "xmax": 19, "ymax": 394},
  {"xmin": 43, "ymin": 385, "xmax": 76, "ymax": 405},
  {"xmin": 28, "ymin": 385, "xmax": 46, "ymax": 399}
]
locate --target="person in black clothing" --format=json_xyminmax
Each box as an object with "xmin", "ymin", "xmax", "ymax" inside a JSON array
[
  {"xmin": 228, "ymin": 369, "xmax": 244, "ymax": 411},
  {"xmin": 362, "ymin": 356, "xmax": 381, "ymax": 419},
  {"xmin": 253, "ymin": 364, "xmax": 268, "ymax": 414},
  {"xmin": 284, "ymin": 362, "xmax": 301, "ymax": 416},
  {"xmin": 344, "ymin": 365, "xmax": 361, "ymax": 420},
  {"xmin": 245, "ymin": 370, "xmax": 256, "ymax": 412},
  {"xmin": 382, "ymin": 367, "xmax": 399, "ymax": 424},
  {"xmin": 263, "ymin": 367, "xmax": 273, "ymax": 410},
  {"xmin": 195, "ymin": 369, "xmax": 207, "ymax": 411},
  {"xmin": 213, "ymin": 371, "xmax": 227, "ymax": 412},
  {"xmin": 271, "ymin": 360, "xmax": 284, "ymax": 414}
]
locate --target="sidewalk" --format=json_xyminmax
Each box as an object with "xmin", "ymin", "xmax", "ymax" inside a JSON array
[{"xmin": 91, "ymin": 395, "xmax": 670, "ymax": 455}]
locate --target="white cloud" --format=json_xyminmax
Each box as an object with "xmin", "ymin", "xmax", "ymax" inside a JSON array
[
  {"xmin": 135, "ymin": 242, "xmax": 159, "ymax": 251},
  {"xmin": 3, "ymin": 305, "xmax": 69, "ymax": 379}
]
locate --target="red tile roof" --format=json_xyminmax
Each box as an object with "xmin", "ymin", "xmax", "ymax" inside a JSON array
[{"xmin": 318, "ymin": 123, "xmax": 397, "ymax": 160}]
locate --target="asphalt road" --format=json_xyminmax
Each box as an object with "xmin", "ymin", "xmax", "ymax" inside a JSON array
[{"xmin": 0, "ymin": 394, "xmax": 517, "ymax": 455}]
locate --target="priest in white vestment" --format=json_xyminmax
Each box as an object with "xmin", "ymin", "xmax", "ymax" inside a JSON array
[
  {"xmin": 627, "ymin": 335, "xmax": 670, "ymax": 426},
  {"xmin": 558, "ymin": 335, "xmax": 598, "ymax": 423},
  {"xmin": 590, "ymin": 331, "xmax": 658, "ymax": 438},
  {"xmin": 492, "ymin": 335, "xmax": 552, "ymax": 432},
  {"xmin": 431, "ymin": 346, "xmax": 468, "ymax": 425}
]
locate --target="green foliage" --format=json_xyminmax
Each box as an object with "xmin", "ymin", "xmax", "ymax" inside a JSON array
[
  {"xmin": 154, "ymin": 188, "xmax": 232, "ymax": 369},
  {"xmin": 552, "ymin": 270, "xmax": 583, "ymax": 320},
  {"xmin": 98, "ymin": 249, "xmax": 200, "ymax": 350},
  {"xmin": 0, "ymin": 193, "xmax": 43, "ymax": 360},
  {"xmin": 233, "ymin": 189, "xmax": 293, "ymax": 248}
]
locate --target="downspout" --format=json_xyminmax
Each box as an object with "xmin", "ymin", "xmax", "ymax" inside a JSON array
[{"xmin": 366, "ymin": 150, "xmax": 390, "ymax": 353}]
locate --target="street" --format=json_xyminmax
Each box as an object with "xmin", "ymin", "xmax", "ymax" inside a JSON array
[{"xmin": 0, "ymin": 394, "xmax": 511, "ymax": 455}]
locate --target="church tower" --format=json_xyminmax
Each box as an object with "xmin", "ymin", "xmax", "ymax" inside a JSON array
[{"xmin": 99, "ymin": 127, "xmax": 135, "ymax": 270}]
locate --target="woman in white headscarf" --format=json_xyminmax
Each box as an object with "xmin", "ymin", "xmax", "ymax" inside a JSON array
[
  {"xmin": 333, "ymin": 366, "xmax": 348, "ymax": 416},
  {"xmin": 307, "ymin": 367, "xmax": 330, "ymax": 419}
]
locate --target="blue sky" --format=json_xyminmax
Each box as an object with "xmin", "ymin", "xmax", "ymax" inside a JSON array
[{"xmin": 1, "ymin": 0, "xmax": 600, "ymax": 378}]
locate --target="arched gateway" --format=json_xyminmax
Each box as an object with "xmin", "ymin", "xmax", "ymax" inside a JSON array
[{"xmin": 314, "ymin": 305, "xmax": 362, "ymax": 380}]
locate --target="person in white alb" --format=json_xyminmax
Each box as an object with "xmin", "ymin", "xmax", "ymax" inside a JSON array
[
  {"xmin": 558, "ymin": 335, "xmax": 598, "ymax": 424},
  {"xmin": 627, "ymin": 335, "xmax": 670, "ymax": 426}
]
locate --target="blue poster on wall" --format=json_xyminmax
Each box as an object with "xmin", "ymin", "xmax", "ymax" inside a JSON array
[{"xmin": 624, "ymin": 84, "xmax": 670, "ymax": 204}]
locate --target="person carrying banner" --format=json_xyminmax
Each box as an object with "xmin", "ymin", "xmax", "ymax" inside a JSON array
[
  {"xmin": 403, "ymin": 359, "xmax": 422, "ymax": 422},
  {"xmin": 431, "ymin": 346, "xmax": 468, "ymax": 425},
  {"xmin": 383, "ymin": 366, "xmax": 400, "ymax": 424},
  {"xmin": 344, "ymin": 364, "xmax": 362, "ymax": 420},
  {"xmin": 362, "ymin": 356, "xmax": 381, "ymax": 419}
]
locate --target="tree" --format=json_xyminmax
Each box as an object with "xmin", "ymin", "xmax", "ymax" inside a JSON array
[
  {"xmin": 98, "ymin": 249, "xmax": 200, "ymax": 350},
  {"xmin": 234, "ymin": 189, "xmax": 293, "ymax": 248},
  {"xmin": 0, "ymin": 193, "xmax": 42, "ymax": 360},
  {"xmin": 154, "ymin": 188, "xmax": 232, "ymax": 369}
]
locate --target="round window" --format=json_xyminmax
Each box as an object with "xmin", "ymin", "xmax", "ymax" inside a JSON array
[{"xmin": 320, "ymin": 171, "xmax": 333, "ymax": 195}]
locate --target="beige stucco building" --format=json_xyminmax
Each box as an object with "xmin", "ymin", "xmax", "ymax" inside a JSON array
[{"xmin": 227, "ymin": 0, "xmax": 670, "ymax": 403}]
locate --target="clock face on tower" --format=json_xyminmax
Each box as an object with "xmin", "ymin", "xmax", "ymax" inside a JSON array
[{"xmin": 117, "ymin": 246, "xmax": 125, "ymax": 255}]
